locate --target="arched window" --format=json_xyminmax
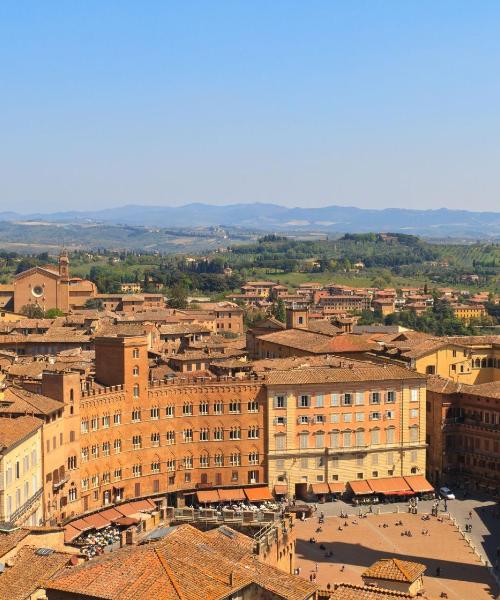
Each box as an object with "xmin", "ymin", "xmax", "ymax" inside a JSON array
[
  {"xmin": 474, "ymin": 358, "xmax": 481, "ymax": 368},
  {"xmin": 370, "ymin": 428, "xmax": 380, "ymax": 445},
  {"xmin": 133, "ymin": 366, "xmax": 139, "ymax": 376},
  {"xmin": 133, "ymin": 384, "xmax": 140, "ymax": 398}
]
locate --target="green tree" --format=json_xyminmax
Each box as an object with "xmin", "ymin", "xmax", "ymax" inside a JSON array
[
  {"xmin": 272, "ymin": 299, "xmax": 286, "ymax": 323},
  {"xmin": 45, "ymin": 308, "xmax": 65, "ymax": 318},
  {"xmin": 84, "ymin": 298, "xmax": 104, "ymax": 310},
  {"xmin": 19, "ymin": 304, "xmax": 44, "ymax": 318},
  {"xmin": 168, "ymin": 283, "xmax": 188, "ymax": 309}
]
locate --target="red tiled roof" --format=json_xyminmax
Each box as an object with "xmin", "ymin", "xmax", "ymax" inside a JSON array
[{"xmin": 362, "ymin": 558, "xmax": 426, "ymax": 583}]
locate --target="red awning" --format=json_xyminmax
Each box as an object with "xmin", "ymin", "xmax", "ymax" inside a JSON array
[
  {"xmin": 129, "ymin": 499, "xmax": 156, "ymax": 512},
  {"xmin": 244, "ymin": 486, "xmax": 274, "ymax": 502},
  {"xmin": 197, "ymin": 490, "xmax": 220, "ymax": 503},
  {"xmin": 114, "ymin": 502, "xmax": 137, "ymax": 516},
  {"xmin": 274, "ymin": 485, "xmax": 288, "ymax": 495},
  {"xmin": 311, "ymin": 483, "xmax": 330, "ymax": 495},
  {"xmin": 99, "ymin": 507, "xmax": 124, "ymax": 521},
  {"xmin": 404, "ymin": 475, "xmax": 434, "ymax": 494},
  {"xmin": 69, "ymin": 518, "xmax": 94, "ymax": 532},
  {"xmin": 329, "ymin": 482, "xmax": 346, "ymax": 494},
  {"xmin": 113, "ymin": 516, "xmax": 140, "ymax": 526},
  {"xmin": 348, "ymin": 480, "xmax": 374, "ymax": 495},
  {"xmin": 64, "ymin": 524, "xmax": 81, "ymax": 543},
  {"xmin": 367, "ymin": 477, "xmax": 412, "ymax": 495},
  {"xmin": 83, "ymin": 512, "xmax": 111, "ymax": 529},
  {"xmin": 218, "ymin": 488, "xmax": 245, "ymax": 502}
]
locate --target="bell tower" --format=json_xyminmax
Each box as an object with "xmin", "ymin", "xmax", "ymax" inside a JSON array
[{"xmin": 59, "ymin": 250, "xmax": 69, "ymax": 279}]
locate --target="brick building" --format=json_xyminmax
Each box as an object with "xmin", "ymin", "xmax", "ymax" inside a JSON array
[
  {"xmin": 426, "ymin": 376, "xmax": 500, "ymax": 491},
  {"xmin": 13, "ymin": 252, "xmax": 96, "ymax": 314}
]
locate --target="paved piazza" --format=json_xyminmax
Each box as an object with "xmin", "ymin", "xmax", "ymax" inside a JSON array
[{"xmin": 294, "ymin": 510, "xmax": 499, "ymax": 600}]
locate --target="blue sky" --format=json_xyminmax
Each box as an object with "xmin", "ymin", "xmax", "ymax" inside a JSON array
[{"xmin": 1, "ymin": 1, "xmax": 499, "ymax": 213}]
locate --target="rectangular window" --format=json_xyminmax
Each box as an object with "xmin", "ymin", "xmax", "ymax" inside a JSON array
[
  {"xmin": 343, "ymin": 413, "xmax": 352, "ymax": 423},
  {"xmin": 343, "ymin": 393, "xmax": 352, "ymax": 406},
  {"xmin": 330, "ymin": 431, "xmax": 339, "ymax": 448},
  {"xmin": 102, "ymin": 415, "xmax": 110, "ymax": 428},
  {"xmin": 275, "ymin": 435, "xmax": 286, "ymax": 450},
  {"xmin": 114, "ymin": 439, "xmax": 122, "ymax": 454},
  {"xmin": 330, "ymin": 413, "xmax": 340, "ymax": 423},
  {"xmin": 370, "ymin": 412, "xmax": 381, "ymax": 421},
  {"xmin": 315, "ymin": 433, "xmax": 324, "ymax": 448},
  {"xmin": 299, "ymin": 433, "xmax": 308, "ymax": 449},
  {"xmin": 386, "ymin": 391, "xmax": 396, "ymax": 403},
  {"xmin": 355, "ymin": 392, "xmax": 364, "ymax": 405},
  {"xmin": 355, "ymin": 430, "xmax": 364, "ymax": 446},
  {"xmin": 299, "ymin": 395, "xmax": 310, "ymax": 408},
  {"xmin": 315, "ymin": 414, "xmax": 326, "ymax": 424},
  {"xmin": 316, "ymin": 394, "xmax": 324, "ymax": 408},
  {"xmin": 151, "ymin": 432, "xmax": 160, "ymax": 446},
  {"xmin": 113, "ymin": 412, "xmax": 121, "ymax": 425},
  {"xmin": 355, "ymin": 412, "xmax": 364, "ymax": 422},
  {"xmin": 370, "ymin": 429, "xmax": 380, "ymax": 444},
  {"xmin": 343, "ymin": 431, "xmax": 352, "ymax": 447},
  {"xmin": 356, "ymin": 454, "xmax": 364, "ymax": 466},
  {"xmin": 386, "ymin": 428, "xmax": 395, "ymax": 444},
  {"xmin": 81, "ymin": 419, "xmax": 89, "ymax": 434},
  {"xmin": 410, "ymin": 408, "xmax": 419, "ymax": 418},
  {"xmin": 330, "ymin": 394, "xmax": 339, "ymax": 407},
  {"xmin": 274, "ymin": 395, "xmax": 286, "ymax": 409},
  {"xmin": 370, "ymin": 392, "xmax": 380, "ymax": 404},
  {"xmin": 385, "ymin": 410, "xmax": 395, "ymax": 420},
  {"xmin": 410, "ymin": 389, "xmax": 419, "ymax": 402}
]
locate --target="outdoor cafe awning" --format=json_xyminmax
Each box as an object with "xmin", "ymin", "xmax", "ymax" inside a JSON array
[
  {"xmin": 328, "ymin": 482, "xmax": 346, "ymax": 494},
  {"xmin": 404, "ymin": 475, "xmax": 434, "ymax": 494},
  {"xmin": 348, "ymin": 480, "xmax": 374, "ymax": 495},
  {"xmin": 99, "ymin": 507, "xmax": 124, "ymax": 521},
  {"xmin": 311, "ymin": 483, "xmax": 330, "ymax": 495},
  {"xmin": 69, "ymin": 518, "xmax": 94, "ymax": 532},
  {"xmin": 367, "ymin": 477, "xmax": 413, "ymax": 495},
  {"xmin": 244, "ymin": 486, "xmax": 274, "ymax": 502},
  {"xmin": 218, "ymin": 488, "xmax": 245, "ymax": 502},
  {"xmin": 64, "ymin": 524, "xmax": 82, "ymax": 544},
  {"xmin": 274, "ymin": 485, "xmax": 288, "ymax": 495},
  {"xmin": 197, "ymin": 490, "xmax": 220, "ymax": 504},
  {"xmin": 83, "ymin": 512, "xmax": 111, "ymax": 530}
]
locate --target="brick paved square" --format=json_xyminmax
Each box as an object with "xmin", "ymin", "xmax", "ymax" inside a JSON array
[{"xmin": 294, "ymin": 511, "xmax": 499, "ymax": 600}]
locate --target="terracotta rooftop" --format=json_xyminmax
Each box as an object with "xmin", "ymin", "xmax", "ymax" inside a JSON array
[
  {"xmin": 265, "ymin": 364, "xmax": 425, "ymax": 385},
  {"xmin": 257, "ymin": 329, "xmax": 376, "ymax": 354},
  {"xmin": 0, "ymin": 415, "xmax": 42, "ymax": 451},
  {"xmin": 0, "ymin": 545, "xmax": 71, "ymax": 600},
  {"xmin": 327, "ymin": 583, "xmax": 413, "ymax": 599},
  {"xmin": 362, "ymin": 558, "xmax": 426, "ymax": 583},
  {"xmin": 0, "ymin": 528, "xmax": 30, "ymax": 559},
  {"xmin": 0, "ymin": 387, "xmax": 62, "ymax": 416},
  {"xmin": 45, "ymin": 523, "xmax": 315, "ymax": 600}
]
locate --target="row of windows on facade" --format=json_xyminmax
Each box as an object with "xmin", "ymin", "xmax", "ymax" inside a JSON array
[
  {"xmin": 274, "ymin": 426, "xmax": 420, "ymax": 450},
  {"xmin": 448, "ymin": 434, "xmax": 500, "ymax": 454},
  {"xmin": 79, "ymin": 453, "xmax": 259, "ymax": 489},
  {"xmin": 3, "ymin": 450, "xmax": 38, "ymax": 485},
  {"xmin": 273, "ymin": 407, "xmax": 419, "ymax": 425},
  {"xmin": 80, "ymin": 401, "xmax": 259, "ymax": 432},
  {"xmin": 78, "ymin": 427, "xmax": 260, "ymax": 463},
  {"xmin": 274, "ymin": 450, "xmax": 420, "ymax": 471},
  {"xmin": 273, "ymin": 390, "xmax": 404, "ymax": 409}
]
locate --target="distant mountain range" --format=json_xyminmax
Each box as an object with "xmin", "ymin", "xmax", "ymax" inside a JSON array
[{"xmin": 1, "ymin": 203, "xmax": 500, "ymax": 238}]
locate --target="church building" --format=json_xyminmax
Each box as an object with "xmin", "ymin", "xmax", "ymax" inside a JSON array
[{"xmin": 12, "ymin": 252, "xmax": 96, "ymax": 313}]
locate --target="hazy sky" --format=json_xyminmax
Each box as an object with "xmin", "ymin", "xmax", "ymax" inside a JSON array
[{"xmin": 1, "ymin": 2, "xmax": 499, "ymax": 213}]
